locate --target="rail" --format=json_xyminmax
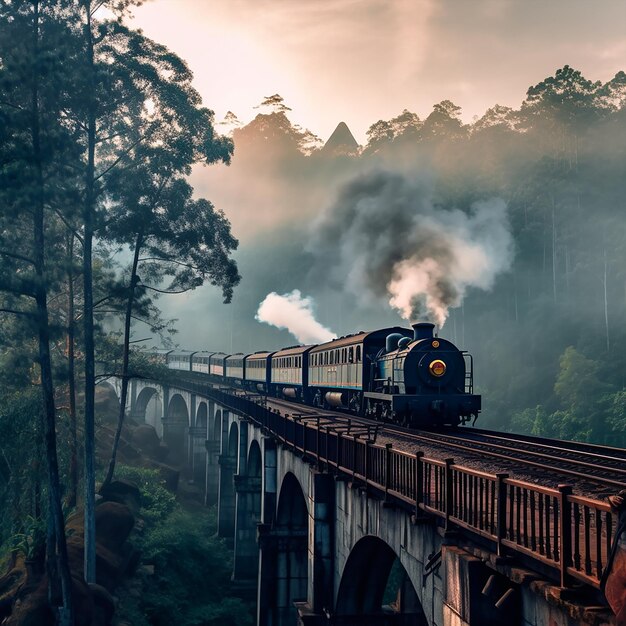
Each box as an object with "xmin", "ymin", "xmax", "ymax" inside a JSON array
[{"xmin": 170, "ymin": 376, "xmax": 615, "ymax": 590}]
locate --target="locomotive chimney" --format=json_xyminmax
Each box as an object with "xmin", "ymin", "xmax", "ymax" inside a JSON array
[{"xmin": 412, "ymin": 322, "xmax": 435, "ymax": 341}]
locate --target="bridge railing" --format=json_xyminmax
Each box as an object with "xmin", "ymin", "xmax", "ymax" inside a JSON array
[{"xmin": 167, "ymin": 377, "xmax": 615, "ymax": 590}]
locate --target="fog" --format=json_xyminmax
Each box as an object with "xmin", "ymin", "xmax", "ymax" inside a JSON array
[{"xmin": 155, "ymin": 68, "xmax": 626, "ymax": 440}]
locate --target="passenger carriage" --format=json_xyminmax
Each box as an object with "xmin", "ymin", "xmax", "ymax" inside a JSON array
[{"xmin": 270, "ymin": 345, "xmax": 314, "ymax": 401}]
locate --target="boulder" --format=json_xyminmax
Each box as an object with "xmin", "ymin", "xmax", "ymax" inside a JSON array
[
  {"xmin": 131, "ymin": 424, "xmax": 162, "ymax": 459},
  {"xmin": 98, "ymin": 480, "xmax": 141, "ymax": 516},
  {"xmin": 3, "ymin": 575, "xmax": 93, "ymax": 626},
  {"xmin": 95, "ymin": 501, "xmax": 135, "ymax": 552},
  {"xmin": 88, "ymin": 582, "xmax": 115, "ymax": 626}
]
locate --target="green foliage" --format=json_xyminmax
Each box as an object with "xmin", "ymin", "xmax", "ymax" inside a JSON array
[
  {"xmin": 508, "ymin": 346, "xmax": 622, "ymax": 444},
  {"xmin": 114, "ymin": 466, "xmax": 253, "ymax": 626},
  {"xmin": 140, "ymin": 510, "xmax": 251, "ymax": 626},
  {"xmin": 10, "ymin": 515, "xmax": 46, "ymax": 560},
  {"xmin": 110, "ymin": 465, "xmax": 176, "ymax": 530},
  {"xmin": 554, "ymin": 347, "xmax": 609, "ymax": 410}
]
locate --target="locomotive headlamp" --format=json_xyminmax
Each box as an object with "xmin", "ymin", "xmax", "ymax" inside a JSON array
[{"xmin": 429, "ymin": 359, "xmax": 446, "ymax": 377}]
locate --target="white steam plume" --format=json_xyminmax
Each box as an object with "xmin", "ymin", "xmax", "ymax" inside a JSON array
[
  {"xmin": 309, "ymin": 171, "xmax": 515, "ymax": 327},
  {"xmin": 256, "ymin": 290, "xmax": 337, "ymax": 344}
]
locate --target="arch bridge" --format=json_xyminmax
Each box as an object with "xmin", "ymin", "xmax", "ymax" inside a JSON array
[{"xmin": 99, "ymin": 376, "xmax": 616, "ymax": 626}]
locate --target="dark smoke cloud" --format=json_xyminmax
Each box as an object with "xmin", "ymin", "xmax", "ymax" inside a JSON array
[{"xmin": 308, "ymin": 170, "xmax": 514, "ymax": 326}]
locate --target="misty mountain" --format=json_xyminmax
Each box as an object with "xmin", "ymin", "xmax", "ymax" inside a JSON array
[
  {"xmin": 174, "ymin": 69, "xmax": 626, "ymax": 443},
  {"xmin": 321, "ymin": 121, "xmax": 360, "ymax": 156}
]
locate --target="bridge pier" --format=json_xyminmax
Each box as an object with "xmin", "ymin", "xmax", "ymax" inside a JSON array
[
  {"xmin": 308, "ymin": 472, "xmax": 335, "ymax": 616},
  {"xmin": 217, "ymin": 413, "xmax": 238, "ymax": 540},
  {"xmin": 233, "ymin": 474, "xmax": 262, "ymax": 582},
  {"xmin": 257, "ymin": 437, "xmax": 278, "ymax": 626},
  {"xmin": 204, "ymin": 438, "xmax": 220, "ymax": 505},
  {"xmin": 258, "ymin": 526, "xmax": 309, "ymax": 626},
  {"xmin": 217, "ymin": 453, "xmax": 237, "ymax": 540}
]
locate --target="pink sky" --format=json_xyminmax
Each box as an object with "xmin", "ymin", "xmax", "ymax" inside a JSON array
[{"xmin": 132, "ymin": 0, "xmax": 626, "ymax": 143}]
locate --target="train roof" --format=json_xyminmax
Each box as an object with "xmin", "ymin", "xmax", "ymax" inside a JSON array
[
  {"xmin": 225, "ymin": 352, "xmax": 245, "ymax": 361},
  {"xmin": 192, "ymin": 351, "xmax": 215, "ymax": 359},
  {"xmin": 272, "ymin": 345, "xmax": 316, "ymax": 358},
  {"xmin": 209, "ymin": 352, "xmax": 229, "ymax": 360},
  {"xmin": 245, "ymin": 351, "xmax": 275, "ymax": 360},
  {"xmin": 309, "ymin": 327, "xmax": 411, "ymax": 352},
  {"xmin": 168, "ymin": 349, "xmax": 196, "ymax": 357}
]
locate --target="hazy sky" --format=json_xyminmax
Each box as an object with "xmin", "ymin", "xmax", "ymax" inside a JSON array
[
  {"xmin": 132, "ymin": 0, "xmax": 626, "ymax": 143},
  {"xmin": 128, "ymin": 0, "xmax": 626, "ymax": 351}
]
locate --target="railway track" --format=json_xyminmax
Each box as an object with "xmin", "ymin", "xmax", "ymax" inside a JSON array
[
  {"xmin": 259, "ymin": 393, "xmax": 626, "ymax": 492},
  {"xmin": 384, "ymin": 426, "xmax": 626, "ymax": 491},
  {"xmin": 183, "ymin": 379, "xmax": 626, "ymax": 493}
]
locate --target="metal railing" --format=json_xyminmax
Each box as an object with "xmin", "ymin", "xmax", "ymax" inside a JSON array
[{"xmin": 170, "ymin": 376, "xmax": 614, "ymax": 590}]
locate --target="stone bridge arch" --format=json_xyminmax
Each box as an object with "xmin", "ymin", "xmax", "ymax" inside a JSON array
[
  {"xmin": 134, "ymin": 386, "xmax": 163, "ymax": 436},
  {"xmin": 191, "ymin": 401, "xmax": 209, "ymax": 484},
  {"xmin": 271, "ymin": 471, "xmax": 309, "ymax": 626},
  {"xmin": 336, "ymin": 535, "xmax": 428, "ymax": 625},
  {"xmin": 195, "ymin": 401, "xmax": 208, "ymax": 429},
  {"xmin": 204, "ymin": 407, "xmax": 223, "ymax": 506},
  {"xmin": 95, "ymin": 381, "xmax": 120, "ymax": 423},
  {"xmin": 218, "ymin": 421, "xmax": 239, "ymax": 540},
  {"xmin": 233, "ymin": 439, "xmax": 263, "ymax": 583},
  {"xmin": 165, "ymin": 393, "xmax": 189, "ymax": 464}
]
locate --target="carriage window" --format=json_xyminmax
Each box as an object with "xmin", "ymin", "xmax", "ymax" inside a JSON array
[
  {"xmin": 348, "ymin": 347, "xmax": 354, "ymax": 363},
  {"xmin": 356, "ymin": 346, "xmax": 361, "ymax": 362}
]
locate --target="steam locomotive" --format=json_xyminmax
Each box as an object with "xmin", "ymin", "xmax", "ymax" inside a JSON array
[{"xmin": 163, "ymin": 322, "xmax": 480, "ymax": 427}]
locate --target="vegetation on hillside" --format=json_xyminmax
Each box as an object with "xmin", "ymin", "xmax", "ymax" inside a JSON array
[{"xmin": 112, "ymin": 466, "xmax": 253, "ymax": 626}]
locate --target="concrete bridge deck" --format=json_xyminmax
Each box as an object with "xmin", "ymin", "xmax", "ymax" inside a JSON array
[{"xmin": 98, "ymin": 375, "xmax": 617, "ymax": 626}]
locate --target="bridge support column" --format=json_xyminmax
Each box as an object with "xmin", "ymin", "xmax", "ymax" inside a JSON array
[
  {"xmin": 258, "ymin": 526, "xmax": 308, "ymax": 626},
  {"xmin": 233, "ymin": 474, "xmax": 262, "ymax": 583},
  {"xmin": 301, "ymin": 472, "xmax": 335, "ymax": 619},
  {"xmin": 129, "ymin": 379, "xmax": 137, "ymax": 416},
  {"xmin": 257, "ymin": 438, "xmax": 277, "ymax": 626},
  {"xmin": 204, "ymin": 439, "xmax": 220, "ymax": 505},
  {"xmin": 217, "ymin": 454, "xmax": 237, "ymax": 540},
  {"xmin": 187, "ymin": 394, "xmax": 197, "ymax": 468},
  {"xmin": 189, "ymin": 426, "xmax": 207, "ymax": 486}
]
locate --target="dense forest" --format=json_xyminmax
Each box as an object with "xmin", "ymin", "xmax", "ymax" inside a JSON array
[
  {"xmin": 0, "ymin": 1, "xmax": 240, "ymax": 623},
  {"xmin": 198, "ymin": 69, "xmax": 626, "ymax": 446},
  {"xmin": 0, "ymin": 0, "xmax": 625, "ymax": 622}
]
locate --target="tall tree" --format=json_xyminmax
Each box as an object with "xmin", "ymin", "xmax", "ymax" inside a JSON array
[
  {"xmin": 101, "ymin": 148, "xmax": 238, "ymax": 489},
  {"xmin": 0, "ymin": 1, "xmax": 76, "ymax": 621},
  {"xmin": 61, "ymin": 0, "xmax": 236, "ymax": 579}
]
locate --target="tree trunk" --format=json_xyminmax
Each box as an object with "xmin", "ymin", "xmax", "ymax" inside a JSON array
[
  {"xmin": 66, "ymin": 233, "xmax": 78, "ymax": 509},
  {"xmin": 31, "ymin": 3, "xmax": 74, "ymax": 622},
  {"xmin": 82, "ymin": 0, "xmax": 97, "ymax": 585},
  {"xmin": 102, "ymin": 231, "xmax": 143, "ymax": 489}
]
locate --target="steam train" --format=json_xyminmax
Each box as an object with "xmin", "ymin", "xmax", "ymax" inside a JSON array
[{"xmin": 162, "ymin": 322, "xmax": 480, "ymax": 427}]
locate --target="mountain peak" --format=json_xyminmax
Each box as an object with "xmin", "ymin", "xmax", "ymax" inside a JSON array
[{"xmin": 322, "ymin": 121, "xmax": 359, "ymax": 155}]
